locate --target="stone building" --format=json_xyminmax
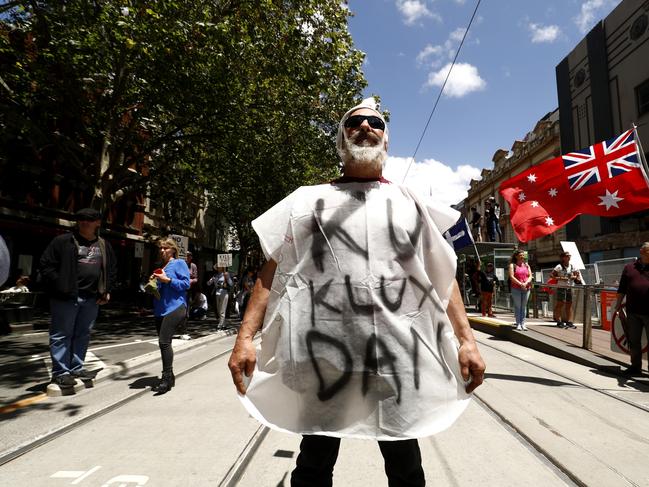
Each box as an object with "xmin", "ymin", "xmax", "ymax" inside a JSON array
[{"xmin": 464, "ymin": 109, "xmax": 564, "ymax": 267}]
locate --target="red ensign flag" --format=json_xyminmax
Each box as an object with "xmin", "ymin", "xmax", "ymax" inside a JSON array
[{"xmin": 499, "ymin": 129, "xmax": 649, "ymax": 242}]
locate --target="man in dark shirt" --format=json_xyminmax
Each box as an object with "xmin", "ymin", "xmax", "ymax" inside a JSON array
[
  {"xmin": 40, "ymin": 208, "xmax": 117, "ymax": 387},
  {"xmin": 615, "ymin": 242, "xmax": 649, "ymax": 376}
]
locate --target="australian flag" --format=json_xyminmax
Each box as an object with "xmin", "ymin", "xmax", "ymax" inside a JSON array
[
  {"xmin": 443, "ymin": 217, "xmax": 474, "ymax": 251},
  {"xmin": 563, "ymin": 129, "xmax": 641, "ymax": 191}
]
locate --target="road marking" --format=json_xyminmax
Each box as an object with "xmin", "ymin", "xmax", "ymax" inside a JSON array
[
  {"xmin": 0, "ymin": 393, "xmax": 48, "ymax": 414},
  {"xmin": 27, "ymin": 340, "xmax": 158, "ymax": 361},
  {"xmin": 50, "ymin": 466, "xmax": 101, "ymax": 483}
]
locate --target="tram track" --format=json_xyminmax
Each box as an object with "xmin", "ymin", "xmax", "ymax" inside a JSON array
[
  {"xmin": 0, "ymin": 336, "xmax": 239, "ymax": 468},
  {"xmin": 475, "ymin": 334, "xmax": 649, "ymax": 413},
  {"xmin": 2, "ymin": 330, "xmax": 646, "ymax": 486}
]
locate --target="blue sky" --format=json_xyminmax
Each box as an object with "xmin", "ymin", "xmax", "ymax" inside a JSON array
[{"xmin": 347, "ymin": 0, "xmax": 622, "ymax": 205}]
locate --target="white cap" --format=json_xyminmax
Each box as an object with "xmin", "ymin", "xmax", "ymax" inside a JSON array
[{"xmin": 336, "ymin": 97, "xmax": 389, "ymax": 160}]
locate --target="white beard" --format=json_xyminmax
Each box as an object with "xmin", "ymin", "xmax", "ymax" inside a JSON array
[{"xmin": 341, "ymin": 134, "xmax": 388, "ymax": 172}]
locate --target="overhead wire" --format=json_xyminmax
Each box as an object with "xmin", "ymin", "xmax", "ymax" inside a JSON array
[{"xmin": 402, "ymin": 0, "xmax": 483, "ymax": 182}]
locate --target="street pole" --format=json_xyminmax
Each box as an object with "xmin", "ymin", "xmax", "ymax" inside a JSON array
[{"xmin": 582, "ymin": 285, "xmax": 592, "ymax": 350}]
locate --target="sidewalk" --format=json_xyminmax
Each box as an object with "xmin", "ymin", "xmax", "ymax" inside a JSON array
[{"xmin": 467, "ymin": 308, "xmax": 648, "ymax": 373}]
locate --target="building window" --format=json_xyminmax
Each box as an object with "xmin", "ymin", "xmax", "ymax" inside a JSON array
[{"xmin": 637, "ymin": 78, "xmax": 649, "ymax": 116}]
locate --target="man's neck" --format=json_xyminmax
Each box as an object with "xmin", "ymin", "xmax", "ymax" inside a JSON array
[
  {"xmin": 343, "ymin": 167, "xmax": 382, "ymax": 179},
  {"xmin": 77, "ymin": 229, "xmax": 97, "ymax": 241}
]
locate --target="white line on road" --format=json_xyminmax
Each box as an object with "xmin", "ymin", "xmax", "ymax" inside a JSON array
[{"xmin": 27, "ymin": 340, "xmax": 158, "ymax": 362}]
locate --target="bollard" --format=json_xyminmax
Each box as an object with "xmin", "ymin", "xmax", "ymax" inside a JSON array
[
  {"xmin": 532, "ymin": 285, "xmax": 538, "ymax": 318},
  {"xmin": 582, "ymin": 285, "xmax": 592, "ymax": 350}
]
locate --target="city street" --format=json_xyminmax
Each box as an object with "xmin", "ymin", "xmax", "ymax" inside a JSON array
[{"xmin": 2, "ymin": 329, "xmax": 648, "ymax": 486}]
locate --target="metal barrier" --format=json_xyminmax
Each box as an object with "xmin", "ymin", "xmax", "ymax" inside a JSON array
[{"xmin": 491, "ymin": 283, "xmax": 617, "ymax": 351}]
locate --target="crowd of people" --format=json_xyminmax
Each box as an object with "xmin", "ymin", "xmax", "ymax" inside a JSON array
[
  {"xmin": 27, "ymin": 206, "xmax": 259, "ymax": 394},
  {"xmin": 470, "ymin": 196, "xmax": 502, "ymax": 243}
]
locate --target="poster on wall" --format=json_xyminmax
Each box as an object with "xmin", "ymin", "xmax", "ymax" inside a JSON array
[{"xmin": 169, "ymin": 234, "xmax": 189, "ymax": 259}]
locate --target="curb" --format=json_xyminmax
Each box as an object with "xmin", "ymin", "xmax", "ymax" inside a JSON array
[
  {"xmin": 468, "ymin": 315, "xmax": 622, "ymax": 372},
  {"xmin": 46, "ymin": 329, "xmax": 236, "ymax": 397}
]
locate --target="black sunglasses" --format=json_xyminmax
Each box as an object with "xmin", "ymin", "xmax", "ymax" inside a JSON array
[{"xmin": 344, "ymin": 115, "xmax": 385, "ymax": 131}]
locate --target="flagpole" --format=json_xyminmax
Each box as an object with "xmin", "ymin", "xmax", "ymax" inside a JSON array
[{"xmin": 633, "ymin": 123, "xmax": 649, "ymax": 187}]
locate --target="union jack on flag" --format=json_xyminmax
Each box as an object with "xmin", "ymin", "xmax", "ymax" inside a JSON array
[{"xmin": 563, "ymin": 129, "xmax": 640, "ymax": 191}]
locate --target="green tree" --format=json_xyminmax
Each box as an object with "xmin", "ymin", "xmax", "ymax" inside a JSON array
[{"xmin": 0, "ymin": 1, "xmax": 367, "ymax": 254}]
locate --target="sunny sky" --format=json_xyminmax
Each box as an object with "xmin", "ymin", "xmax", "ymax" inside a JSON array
[{"xmin": 347, "ymin": 0, "xmax": 622, "ymax": 206}]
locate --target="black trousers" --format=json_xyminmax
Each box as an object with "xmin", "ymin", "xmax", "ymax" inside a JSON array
[
  {"xmin": 291, "ymin": 435, "xmax": 425, "ymax": 487},
  {"xmin": 154, "ymin": 304, "xmax": 186, "ymax": 373}
]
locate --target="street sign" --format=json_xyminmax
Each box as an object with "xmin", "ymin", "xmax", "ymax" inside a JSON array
[
  {"xmin": 168, "ymin": 234, "xmax": 188, "ymax": 259},
  {"xmin": 610, "ymin": 308, "xmax": 648, "ymax": 354},
  {"xmin": 134, "ymin": 242, "xmax": 144, "ymax": 259},
  {"xmin": 217, "ymin": 253, "xmax": 232, "ymax": 268}
]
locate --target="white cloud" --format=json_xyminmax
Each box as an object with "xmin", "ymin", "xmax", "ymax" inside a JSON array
[
  {"xmin": 425, "ymin": 62, "xmax": 486, "ymax": 98},
  {"xmin": 449, "ymin": 27, "xmax": 467, "ymax": 43},
  {"xmin": 384, "ymin": 157, "xmax": 481, "ymax": 207},
  {"xmin": 396, "ymin": 0, "xmax": 441, "ymax": 25},
  {"xmin": 574, "ymin": 0, "xmax": 617, "ymax": 33},
  {"xmin": 416, "ymin": 44, "xmax": 444, "ymax": 65},
  {"xmin": 416, "ymin": 27, "xmax": 468, "ymax": 68},
  {"xmin": 528, "ymin": 23, "xmax": 561, "ymax": 43}
]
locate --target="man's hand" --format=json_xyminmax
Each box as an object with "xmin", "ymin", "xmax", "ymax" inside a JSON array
[
  {"xmin": 446, "ymin": 280, "xmax": 486, "ymax": 394},
  {"xmin": 97, "ymin": 293, "xmax": 110, "ymax": 305},
  {"xmin": 458, "ymin": 340, "xmax": 485, "ymax": 394},
  {"xmin": 228, "ymin": 338, "xmax": 257, "ymax": 395}
]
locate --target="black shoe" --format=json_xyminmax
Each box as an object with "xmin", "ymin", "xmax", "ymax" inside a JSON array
[
  {"xmin": 71, "ymin": 369, "xmax": 98, "ymax": 380},
  {"xmin": 622, "ymin": 367, "xmax": 642, "ymax": 376},
  {"xmin": 565, "ymin": 322, "xmax": 576, "ymax": 329},
  {"xmin": 52, "ymin": 374, "xmax": 77, "ymax": 387},
  {"xmin": 555, "ymin": 321, "xmax": 565, "ymax": 328},
  {"xmin": 156, "ymin": 372, "xmax": 175, "ymax": 394}
]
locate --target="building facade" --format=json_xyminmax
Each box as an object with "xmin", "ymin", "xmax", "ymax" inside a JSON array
[
  {"xmin": 556, "ymin": 0, "xmax": 649, "ymax": 262},
  {"xmin": 464, "ymin": 110, "xmax": 564, "ymax": 268}
]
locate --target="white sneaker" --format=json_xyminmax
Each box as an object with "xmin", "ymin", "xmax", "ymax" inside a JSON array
[
  {"xmin": 515, "ymin": 324, "xmax": 523, "ymax": 331},
  {"xmin": 521, "ymin": 325, "xmax": 528, "ymax": 331}
]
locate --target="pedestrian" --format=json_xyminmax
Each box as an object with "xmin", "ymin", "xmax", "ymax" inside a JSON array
[
  {"xmin": 470, "ymin": 206, "xmax": 483, "ymax": 242},
  {"xmin": 188, "ymin": 285, "xmax": 208, "ymax": 320},
  {"xmin": 237, "ymin": 267, "xmax": 256, "ymax": 319},
  {"xmin": 39, "ymin": 208, "xmax": 117, "ymax": 387},
  {"xmin": 490, "ymin": 200, "xmax": 503, "ymax": 242},
  {"xmin": 614, "ymin": 242, "xmax": 649, "ymax": 376},
  {"xmin": 485, "ymin": 200, "xmax": 495, "ymax": 242},
  {"xmin": 508, "ymin": 249, "xmax": 532, "ymax": 331},
  {"xmin": 150, "ymin": 237, "xmax": 190, "ymax": 394},
  {"xmin": 1, "ymin": 275, "xmax": 30, "ymax": 293},
  {"xmin": 186, "ymin": 251, "xmax": 198, "ymax": 290},
  {"xmin": 550, "ymin": 251, "xmax": 582, "ymax": 329},
  {"xmin": 470, "ymin": 260, "xmax": 482, "ymax": 312},
  {"xmin": 227, "ymin": 98, "xmax": 485, "ymax": 487},
  {"xmin": 479, "ymin": 262, "xmax": 499, "ymax": 317},
  {"xmin": 207, "ymin": 265, "xmax": 232, "ymax": 328}
]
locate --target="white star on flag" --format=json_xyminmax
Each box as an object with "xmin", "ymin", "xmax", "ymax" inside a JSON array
[
  {"xmin": 527, "ymin": 174, "xmax": 537, "ymax": 183},
  {"xmin": 518, "ymin": 192, "xmax": 526, "ymax": 202},
  {"xmin": 531, "ymin": 201, "xmax": 539, "ymax": 208},
  {"xmin": 548, "ymin": 188, "xmax": 558, "ymax": 197},
  {"xmin": 545, "ymin": 216, "xmax": 554, "ymax": 226},
  {"xmin": 597, "ymin": 189, "xmax": 624, "ymax": 210}
]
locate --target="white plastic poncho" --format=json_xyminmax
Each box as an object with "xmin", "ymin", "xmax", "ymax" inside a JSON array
[{"xmin": 239, "ymin": 181, "xmax": 471, "ymax": 440}]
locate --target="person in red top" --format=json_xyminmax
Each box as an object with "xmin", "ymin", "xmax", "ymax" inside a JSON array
[
  {"xmin": 615, "ymin": 243, "xmax": 649, "ymax": 376},
  {"xmin": 508, "ymin": 250, "xmax": 532, "ymax": 331}
]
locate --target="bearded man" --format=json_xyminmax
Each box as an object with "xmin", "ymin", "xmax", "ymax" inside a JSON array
[{"xmin": 228, "ymin": 98, "xmax": 485, "ymax": 486}]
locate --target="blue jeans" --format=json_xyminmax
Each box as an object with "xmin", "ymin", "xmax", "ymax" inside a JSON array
[
  {"xmin": 49, "ymin": 296, "xmax": 99, "ymax": 377},
  {"xmin": 511, "ymin": 288, "xmax": 529, "ymax": 326}
]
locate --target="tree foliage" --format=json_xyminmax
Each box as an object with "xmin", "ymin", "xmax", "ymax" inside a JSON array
[{"xmin": 0, "ymin": 0, "xmax": 366, "ymax": 252}]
